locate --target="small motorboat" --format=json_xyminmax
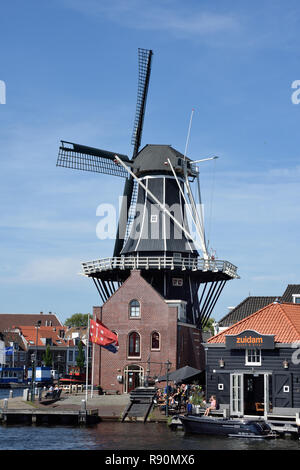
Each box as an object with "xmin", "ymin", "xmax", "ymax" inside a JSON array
[{"xmin": 179, "ymin": 414, "xmax": 276, "ymax": 439}]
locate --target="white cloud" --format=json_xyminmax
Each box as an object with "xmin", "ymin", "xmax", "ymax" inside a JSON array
[
  {"xmin": 62, "ymin": 0, "xmax": 240, "ymax": 37},
  {"xmin": 2, "ymin": 257, "xmax": 85, "ymax": 284}
]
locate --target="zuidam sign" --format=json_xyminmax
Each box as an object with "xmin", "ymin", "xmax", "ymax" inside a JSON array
[{"xmin": 225, "ymin": 330, "xmax": 275, "ymax": 349}]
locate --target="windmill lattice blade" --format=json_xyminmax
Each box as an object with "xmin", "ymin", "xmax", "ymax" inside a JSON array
[
  {"xmin": 131, "ymin": 48, "xmax": 153, "ymax": 157},
  {"xmin": 56, "ymin": 141, "xmax": 130, "ymax": 178}
]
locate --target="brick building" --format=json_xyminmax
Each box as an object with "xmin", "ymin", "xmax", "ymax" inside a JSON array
[{"xmin": 92, "ymin": 270, "xmax": 204, "ymax": 393}]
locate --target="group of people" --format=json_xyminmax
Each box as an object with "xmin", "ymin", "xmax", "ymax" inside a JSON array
[
  {"xmin": 44, "ymin": 384, "xmax": 61, "ymax": 399},
  {"xmin": 154, "ymin": 383, "xmax": 217, "ymax": 416},
  {"xmin": 154, "ymin": 383, "xmax": 190, "ymax": 412}
]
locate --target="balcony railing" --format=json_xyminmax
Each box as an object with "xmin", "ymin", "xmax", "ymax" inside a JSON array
[{"xmin": 81, "ymin": 256, "xmax": 238, "ymax": 279}]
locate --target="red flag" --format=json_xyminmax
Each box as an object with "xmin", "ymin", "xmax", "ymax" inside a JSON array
[{"xmin": 89, "ymin": 319, "xmax": 118, "ymax": 348}]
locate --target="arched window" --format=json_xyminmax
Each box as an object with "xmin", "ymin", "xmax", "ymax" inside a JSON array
[
  {"xmin": 151, "ymin": 331, "xmax": 160, "ymax": 350},
  {"xmin": 128, "ymin": 332, "xmax": 141, "ymax": 357},
  {"xmin": 129, "ymin": 299, "xmax": 140, "ymax": 318}
]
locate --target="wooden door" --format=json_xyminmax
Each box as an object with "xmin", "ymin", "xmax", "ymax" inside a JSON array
[{"xmin": 272, "ymin": 373, "xmax": 292, "ymax": 408}]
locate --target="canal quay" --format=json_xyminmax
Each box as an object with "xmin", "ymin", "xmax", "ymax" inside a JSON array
[
  {"xmin": 0, "ymin": 388, "xmax": 131, "ymax": 426},
  {"xmin": 0, "ymin": 388, "xmax": 300, "ymax": 451}
]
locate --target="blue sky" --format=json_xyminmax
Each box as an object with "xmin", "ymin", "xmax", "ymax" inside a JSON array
[{"xmin": 0, "ymin": 0, "xmax": 299, "ymax": 323}]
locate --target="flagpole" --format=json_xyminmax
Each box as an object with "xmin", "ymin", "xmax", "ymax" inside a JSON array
[
  {"xmin": 91, "ymin": 342, "xmax": 95, "ymax": 398},
  {"xmin": 85, "ymin": 315, "xmax": 90, "ymax": 403}
]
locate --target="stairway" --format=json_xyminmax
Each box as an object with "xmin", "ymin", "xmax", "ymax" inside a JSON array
[{"xmin": 121, "ymin": 387, "xmax": 157, "ymax": 423}]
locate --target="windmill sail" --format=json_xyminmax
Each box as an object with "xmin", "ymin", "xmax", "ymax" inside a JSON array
[
  {"xmin": 113, "ymin": 48, "xmax": 153, "ymax": 256},
  {"xmin": 57, "ymin": 141, "xmax": 130, "ymax": 178},
  {"xmin": 131, "ymin": 48, "xmax": 153, "ymax": 157}
]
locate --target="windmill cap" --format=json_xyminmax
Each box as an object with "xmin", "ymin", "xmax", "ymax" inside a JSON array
[{"xmin": 133, "ymin": 144, "xmax": 194, "ymax": 176}]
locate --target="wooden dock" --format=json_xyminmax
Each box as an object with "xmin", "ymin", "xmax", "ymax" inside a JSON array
[{"xmin": 0, "ymin": 407, "xmax": 100, "ymax": 425}]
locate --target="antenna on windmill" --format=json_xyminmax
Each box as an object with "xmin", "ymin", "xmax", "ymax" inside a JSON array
[{"xmin": 183, "ymin": 108, "xmax": 194, "ymax": 161}]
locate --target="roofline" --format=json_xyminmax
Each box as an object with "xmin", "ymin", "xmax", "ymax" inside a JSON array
[
  {"xmin": 218, "ymin": 296, "xmax": 279, "ymax": 325},
  {"xmin": 208, "ymin": 302, "xmax": 300, "ymax": 344},
  {"xmin": 208, "ymin": 302, "xmax": 293, "ymax": 343},
  {"xmin": 203, "ymin": 342, "xmax": 299, "ymax": 348}
]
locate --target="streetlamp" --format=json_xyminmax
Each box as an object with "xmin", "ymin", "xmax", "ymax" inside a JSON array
[
  {"xmin": 144, "ymin": 355, "xmax": 150, "ymax": 387},
  {"xmin": 33, "ymin": 320, "xmax": 41, "ymax": 397},
  {"xmin": 35, "ymin": 320, "xmax": 41, "ymax": 360},
  {"xmin": 57, "ymin": 354, "xmax": 62, "ymax": 387},
  {"xmin": 34, "ymin": 320, "xmax": 41, "ymax": 366},
  {"xmin": 30, "ymin": 353, "xmax": 35, "ymax": 401},
  {"xmin": 165, "ymin": 360, "xmax": 171, "ymax": 417}
]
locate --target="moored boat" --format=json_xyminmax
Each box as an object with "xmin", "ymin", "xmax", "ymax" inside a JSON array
[
  {"xmin": 9, "ymin": 382, "xmax": 28, "ymax": 389},
  {"xmin": 179, "ymin": 414, "xmax": 276, "ymax": 438}
]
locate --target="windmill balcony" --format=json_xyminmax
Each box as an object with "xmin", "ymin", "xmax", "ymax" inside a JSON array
[{"xmin": 81, "ymin": 256, "xmax": 238, "ymax": 279}]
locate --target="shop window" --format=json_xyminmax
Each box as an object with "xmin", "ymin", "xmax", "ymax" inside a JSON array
[
  {"xmin": 151, "ymin": 332, "xmax": 160, "ymax": 350},
  {"xmin": 245, "ymin": 349, "xmax": 261, "ymax": 366},
  {"xmin": 128, "ymin": 332, "xmax": 141, "ymax": 357},
  {"xmin": 129, "ymin": 300, "xmax": 140, "ymax": 318}
]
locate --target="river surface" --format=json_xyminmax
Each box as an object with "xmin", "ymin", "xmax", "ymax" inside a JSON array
[
  {"xmin": 0, "ymin": 421, "xmax": 299, "ymax": 451},
  {"xmin": 0, "ymin": 388, "xmax": 299, "ymax": 451}
]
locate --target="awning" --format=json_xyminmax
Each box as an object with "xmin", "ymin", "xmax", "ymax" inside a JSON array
[{"xmin": 156, "ymin": 365, "xmax": 203, "ymax": 384}]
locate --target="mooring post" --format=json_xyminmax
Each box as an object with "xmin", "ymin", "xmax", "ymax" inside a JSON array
[
  {"xmin": 79, "ymin": 399, "xmax": 87, "ymax": 424},
  {"xmin": 3, "ymin": 399, "xmax": 8, "ymax": 411},
  {"xmin": 9, "ymin": 390, "xmax": 13, "ymax": 399}
]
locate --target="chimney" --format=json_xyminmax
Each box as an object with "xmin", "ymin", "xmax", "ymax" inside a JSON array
[{"xmin": 40, "ymin": 311, "xmax": 43, "ymax": 315}]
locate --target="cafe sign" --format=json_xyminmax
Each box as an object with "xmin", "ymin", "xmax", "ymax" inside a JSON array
[{"xmin": 225, "ymin": 330, "xmax": 275, "ymax": 349}]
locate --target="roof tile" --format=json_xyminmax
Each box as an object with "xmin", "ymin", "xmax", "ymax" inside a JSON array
[{"xmin": 208, "ymin": 302, "xmax": 300, "ymax": 344}]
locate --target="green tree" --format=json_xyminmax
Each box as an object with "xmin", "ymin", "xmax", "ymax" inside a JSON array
[
  {"xmin": 42, "ymin": 345, "xmax": 53, "ymax": 367},
  {"xmin": 203, "ymin": 317, "xmax": 216, "ymax": 335},
  {"xmin": 76, "ymin": 341, "xmax": 85, "ymax": 371},
  {"xmin": 64, "ymin": 313, "xmax": 91, "ymax": 328}
]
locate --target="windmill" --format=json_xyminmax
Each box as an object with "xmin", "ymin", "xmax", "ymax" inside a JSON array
[{"xmin": 56, "ymin": 48, "xmax": 238, "ymax": 329}]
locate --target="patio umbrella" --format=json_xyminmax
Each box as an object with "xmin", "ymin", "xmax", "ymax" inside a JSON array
[{"xmin": 156, "ymin": 365, "xmax": 203, "ymax": 384}]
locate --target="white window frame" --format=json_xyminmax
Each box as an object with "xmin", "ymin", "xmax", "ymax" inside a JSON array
[
  {"xmin": 150, "ymin": 214, "xmax": 158, "ymax": 223},
  {"xmin": 150, "ymin": 331, "xmax": 160, "ymax": 351},
  {"xmin": 128, "ymin": 331, "xmax": 141, "ymax": 359},
  {"xmin": 245, "ymin": 348, "xmax": 262, "ymax": 366},
  {"xmin": 129, "ymin": 299, "xmax": 141, "ymax": 318},
  {"xmin": 292, "ymin": 294, "xmax": 300, "ymax": 304}
]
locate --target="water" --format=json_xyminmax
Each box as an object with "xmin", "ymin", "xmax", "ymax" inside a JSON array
[
  {"xmin": 0, "ymin": 421, "xmax": 299, "ymax": 451},
  {"xmin": 0, "ymin": 388, "xmax": 299, "ymax": 451},
  {"xmin": 0, "ymin": 387, "xmax": 24, "ymax": 400}
]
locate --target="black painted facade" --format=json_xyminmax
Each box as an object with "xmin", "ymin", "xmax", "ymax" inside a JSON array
[{"xmin": 204, "ymin": 336, "xmax": 300, "ymax": 416}]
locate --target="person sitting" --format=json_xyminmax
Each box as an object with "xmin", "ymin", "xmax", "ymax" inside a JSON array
[
  {"xmin": 204, "ymin": 395, "xmax": 217, "ymax": 416},
  {"xmin": 45, "ymin": 385, "xmax": 54, "ymax": 398}
]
